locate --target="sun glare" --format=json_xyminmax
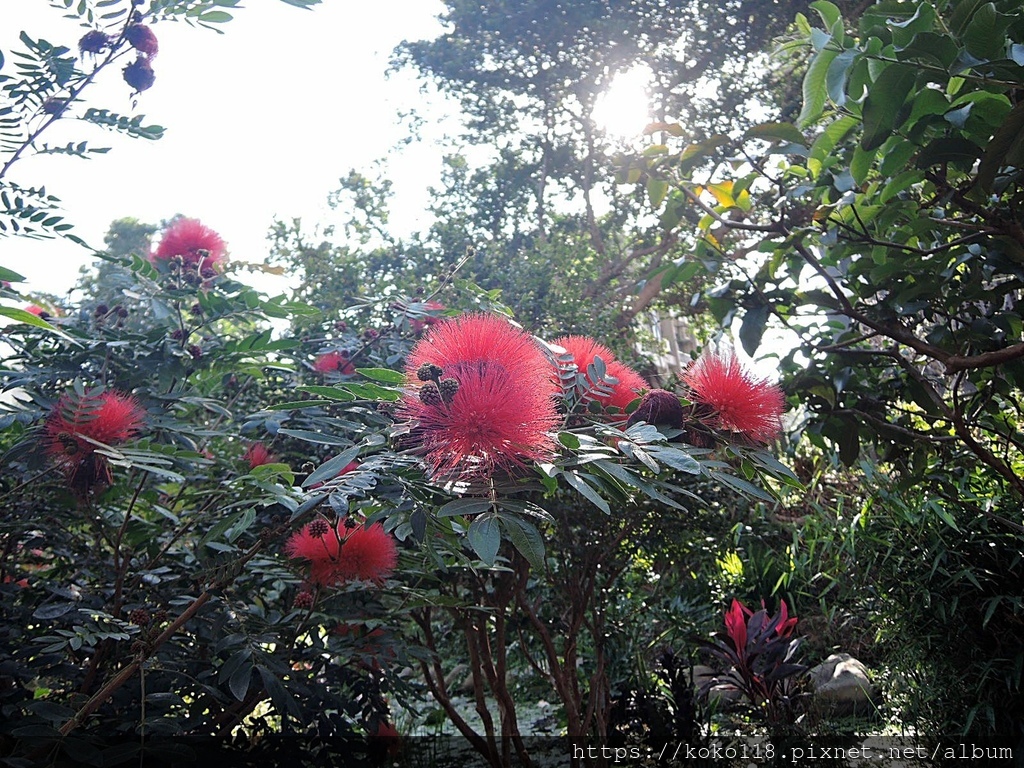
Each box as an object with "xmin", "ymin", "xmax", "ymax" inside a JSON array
[{"xmin": 593, "ymin": 65, "xmax": 653, "ymax": 138}]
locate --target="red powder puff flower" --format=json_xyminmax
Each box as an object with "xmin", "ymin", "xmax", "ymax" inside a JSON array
[
  {"xmin": 553, "ymin": 335, "xmax": 647, "ymax": 413},
  {"xmin": 400, "ymin": 314, "xmax": 559, "ymax": 479},
  {"xmin": 46, "ymin": 390, "xmax": 145, "ymax": 462},
  {"xmin": 680, "ymin": 349, "xmax": 785, "ymax": 443},
  {"xmin": 337, "ymin": 523, "xmax": 398, "ymax": 583},
  {"xmin": 125, "ymin": 24, "xmax": 159, "ymax": 57},
  {"xmin": 286, "ymin": 520, "xmax": 343, "ymax": 585},
  {"xmin": 286, "ymin": 520, "xmax": 397, "ymax": 585},
  {"xmin": 313, "ymin": 350, "xmax": 355, "ymax": 375},
  {"xmin": 151, "ymin": 218, "xmax": 227, "ymax": 273},
  {"xmin": 244, "ymin": 442, "xmax": 275, "ymax": 469},
  {"xmin": 45, "ymin": 390, "xmax": 144, "ymax": 494}
]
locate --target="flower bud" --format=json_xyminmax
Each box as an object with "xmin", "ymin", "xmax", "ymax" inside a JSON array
[
  {"xmin": 125, "ymin": 24, "xmax": 159, "ymax": 57},
  {"xmin": 123, "ymin": 57, "xmax": 155, "ymax": 93},
  {"xmin": 79, "ymin": 30, "xmax": 111, "ymax": 55}
]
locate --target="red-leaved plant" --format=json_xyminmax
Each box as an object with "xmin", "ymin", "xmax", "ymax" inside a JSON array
[{"xmin": 700, "ymin": 598, "xmax": 806, "ymax": 727}]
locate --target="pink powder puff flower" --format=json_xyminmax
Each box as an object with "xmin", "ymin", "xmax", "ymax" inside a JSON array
[
  {"xmin": 681, "ymin": 349, "xmax": 785, "ymax": 443},
  {"xmin": 552, "ymin": 335, "xmax": 648, "ymax": 413},
  {"xmin": 244, "ymin": 442, "xmax": 275, "ymax": 469},
  {"xmin": 313, "ymin": 350, "xmax": 356, "ymax": 375},
  {"xmin": 45, "ymin": 390, "xmax": 144, "ymax": 463},
  {"xmin": 400, "ymin": 314, "xmax": 559, "ymax": 480},
  {"xmin": 151, "ymin": 218, "xmax": 227, "ymax": 274},
  {"xmin": 285, "ymin": 519, "xmax": 397, "ymax": 586}
]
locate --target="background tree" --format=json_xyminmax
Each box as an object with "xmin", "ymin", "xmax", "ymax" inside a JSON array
[{"xmin": 624, "ymin": 0, "xmax": 1024, "ymax": 747}]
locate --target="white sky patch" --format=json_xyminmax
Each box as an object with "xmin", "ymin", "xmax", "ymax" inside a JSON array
[{"xmin": 2, "ymin": 0, "xmax": 450, "ymax": 298}]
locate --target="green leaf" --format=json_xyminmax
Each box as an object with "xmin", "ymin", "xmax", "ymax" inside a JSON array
[
  {"xmin": 335, "ymin": 382, "xmax": 401, "ymax": 401},
  {"xmin": 296, "ymin": 385, "xmax": 356, "ymax": 401},
  {"xmin": 276, "ymin": 428, "xmax": 350, "ymax": 446},
  {"xmin": 257, "ymin": 666, "xmax": 302, "ymax": 719},
  {"xmin": 850, "ymin": 143, "xmax": 876, "ymax": 186},
  {"xmin": 356, "ymin": 367, "xmax": 406, "ymax": 384},
  {"xmin": 798, "ymin": 47, "xmax": 840, "ymax": 129},
  {"xmin": 646, "ymin": 177, "xmax": 669, "ymax": 208},
  {"xmin": 915, "ymin": 137, "xmax": 983, "ymax": 170},
  {"xmin": 199, "ymin": 10, "xmax": 233, "ymax": 22},
  {"xmin": 861, "ymin": 64, "xmax": 917, "ymax": 151},
  {"xmin": 808, "ymin": 115, "xmax": 859, "ymax": 176},
  {"xmin": 826, "ymin": 48, "xmax": 857, "ymax": 106},
  {"xmin": 558, "ymin": 431, "xmax": 581, "ymax": 449},
  {"xmin": 810, "ymin": 0, "xmax": 842, "ymax": 30},
  {"xmin": 645, "ymin": 444, "xmax": 701, "ymax": 474},
  {"xmin": 228, "ymin": 661, "xmax": 252, "ymax": 701},
  {"xmin": 977, "ymin": 102, "xmax": 1024, "ymax": 193},
  {"xmin": 437, "ymin": 498, "xmax": 492, "ymax": 517},
  {"xmin": 0, "ymin": 306, "xmax": 55, "ymax": 329},
  {"xmin": 739, "ymin": 304, "xmax": 770, "ymax": 356},
  {"xmin": 562, "ymin": 471, "xmax": 611, "ymax": 513},
  {"xmin": 963, "ymin": 2, "xmax": 1010, "ymax": 62},
  {"xmin": 744, "ymin": 122, "xmax": 805, "ymax": 144},
  {"xmin": 500, "ymin": 515, "xmax": 545, "ymax": 570},
  {"xmin": 467, "ymin": 513, "xmax": 500, "ymax": 566},
  {"xmin": 715, "ymin": 472, "xmax": 776, "ymax": 502},
  {"xmin": 0, "ymin": 267, "xmax": 25, "ymax": 283},
  {"xmin": 301, "ymin": 446, "xmax": 361, "ymax": 488}
]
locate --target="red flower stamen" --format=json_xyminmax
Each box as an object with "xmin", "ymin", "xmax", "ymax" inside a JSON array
[
  {"xmin": 151, "ymin": 218, "xmax": 227, "ymax": 273},
  {"xmin": 553, "ymin": 335, "xmax": 647, "ymax": 414},
  {"xmin": 681, "ymin": 348, "xmax": 785, "ymax": 443},
  {"xmin": 285, "ymin": 520, "xmax": 397, "ymax": 586},
  {"xmin": 400, "ymin": 314, "xmax": 558, "ymax": 480}
]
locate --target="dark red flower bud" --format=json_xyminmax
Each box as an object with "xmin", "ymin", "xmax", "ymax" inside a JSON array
[
  {"xmin": 419, "ymin": 381, "xmax": 443, "ymax": 407},
  {"xmin": 79, "ymin": 30, "xmax": 111, "ymax": 55},
  {"xmin": 626, "ymin": 389, "xmax": 684, "ymax": 430},
  {"xmin": 123, "ymin": 57, "xmax": 155, "ymax": 93},
  {"xmin": 42, "ymin": 98, "xmax": 67, "ymax": 116},
  {"xmin": 438, "ymin": 377, "xmax": 459, "ymax": 403},
  {"xmin": 416, "ymin": 363, "xmax": 443, "ymax": 382},
  {"xmin": 125, "ymin": 24, "xmax": 159, "ymax": 56}
]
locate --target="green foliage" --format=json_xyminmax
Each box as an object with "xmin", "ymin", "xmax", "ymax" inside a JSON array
[{"xmin": 628, "ymin": 0, "xmax": 1024, "ymax": 501}]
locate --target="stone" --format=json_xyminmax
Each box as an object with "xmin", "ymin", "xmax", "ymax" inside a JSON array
[{"xmin": 808, "ymin": 653, "xmax": 878, "ymax": 718}]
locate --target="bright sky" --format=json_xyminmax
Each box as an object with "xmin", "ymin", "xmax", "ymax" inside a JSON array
[{"xmin": 3, "ymin": 0, "xmax": 451, "ymax": 298}]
